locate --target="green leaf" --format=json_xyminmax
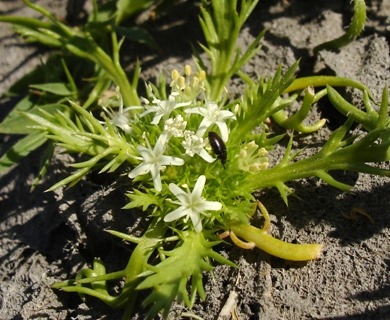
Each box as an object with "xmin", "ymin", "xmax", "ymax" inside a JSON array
[
  {"xmin": 244, "ymin": 118, "xmax": 390, "ymax": 195},
  {"xmin": 4, "ymin": 56, "xmax": 66, "ymax": 97},
  {"xmin": 0, "ymin": 98, "xmax": 66, "ymax": 135},
  {"xmin": 137, "ymin": 231, "xmax": 234, "ymax": 319},
  {"xmin": 29, "ymin": 83, "xmax": 74, "ymax": 96},
  {"xmin": 231, "ymin": 62, "xmax": 299, "ymax": 142},
  {"xmin": 326, "ymin": 85, "xmax": 379, "ymax": 131},
  {"xmin": 314, "ymin": 0, "xmax": 366, "ymax": 53},
  {"xmin": 30, "ymin": 141, "xmax": 54, "ymax": 191},
  {"xmin": 0, "ymin": 132, "xmax": 47, "ymax": 173},
  {"xmin": 115, "ymin": 26, "xmax": 158, "ymax": 50},
  {"xmin": 115, "ymin": 0, "xmax": 154, "ymax": 24},
  {"xmin": 124, "ymin": 189, "xmax": 159, "ymax": 211},
  {"xmin": 0, "ymin": 97, "xmax": 34, "ymax": 134}
]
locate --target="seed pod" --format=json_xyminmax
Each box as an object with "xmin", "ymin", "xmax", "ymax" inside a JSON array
[{"xmin": 208, "ymin": 131, "xmax": 227, "ymax": 166}]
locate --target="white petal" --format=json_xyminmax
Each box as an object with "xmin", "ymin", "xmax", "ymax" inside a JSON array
[
  {"xmin": 137, "ymin": 145, "xmax": 152, "ymax": 158},
  {"xmin": 169, "ymin": 183, "xmax": 186, "ymax": 198},
  {"xmin": 176, "ymin": 101, "xmax": 192, "ymax": 108},
  {"xmin": 128, "ymin": 163, "xmax": 151, "ymax": 178},
  {"xmin": 196, "ymin": 118, "xmax": 212, "ymax": 138},
  {"xmin": 151, "ymin": 114, "xmax": 163, "ymax": 125},
  {"xmin": 185, "ymin": 107, "xmax": 204, "ymax": 115},
  {"xmin": 156, "ymin": 132, "xmax": 169, "ymax": 147},
  {"xmin": 150, "ymin": 167, "xmax": 162, "ymax": 192},
  {"xmin": 199, "ymin": 149, "xmax": 216, "ymax": 163},
  {"xmin": 153, "ymin": 174, "xmax": 162, "ymax": 191},
  {"xmin": 139, "ymin": 107, "xmax": 156, "ymax": 117},
  {"xmin": 190, "ymin": 213, "xmax": 202, "ymax": 232},
  {"xmin": 216, "ymin": 121, "xmax": 229, "ymax": 142},
  {"xmin": 219, "ymin": 110, "xmax": 236, "ymax": 120},
  {"xmin": 161, "ymin": 155, "xmax": 184, "ymax": 166},
  {"xmin": 164, "ymin": 207, "xmax": 190, "ymax": 222},
  {"xmin": 153, "ymin": 138, "xmax": 165, "ymax": 155},
  {"xmin": 168, "ymin": 183, "xmax": 189, "ymax": 204},
  {"xmin": 199, "ymin": 200, "xmax": 222, "ymax": 211},
  {"xmin": 192, "ymin": 175, "xmax": 206, "ymax": 200}
]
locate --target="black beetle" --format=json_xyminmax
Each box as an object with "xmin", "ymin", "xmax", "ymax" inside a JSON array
[{"xmin": 208, "ymin": 131, "xmax": 227, "ymax": 166}]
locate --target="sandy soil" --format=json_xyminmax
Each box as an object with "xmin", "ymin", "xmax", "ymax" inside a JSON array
[{"xmin": 1, "ymin": 0, "xmax": 389, "ymax": 319}]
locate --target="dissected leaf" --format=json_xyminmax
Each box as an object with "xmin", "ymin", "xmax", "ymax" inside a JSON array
[
  {"xmin": 124, "ymin": 189, "xmax": 159, "ymax": 211},
  {"xmin": 137, "ymin": 231, "xmax": 234, "ymax": 319}
]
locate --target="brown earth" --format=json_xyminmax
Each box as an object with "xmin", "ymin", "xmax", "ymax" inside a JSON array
[{"xmin": 0, "ymin": 0, "xmax": 389, "ymax": 319}]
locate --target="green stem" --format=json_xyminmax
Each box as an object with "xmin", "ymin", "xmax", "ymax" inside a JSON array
[
  {"xmin": 201, "ymin": 0, "xmax": 259, "ymax": 101},
  {"xmin": 113, "ymin": 220, "xmax": 167, "ymax": 311},
  {"xmin": 230, "ymin": 224, "xmax": 323, "ymax": 261},
  {"xmin": 0, "ymin": 16, "xmax": 51, "ymax": 28},
  {"xmin": 245, "ymin": 129, "xmax": 390, "ymax": 192},
  {"xmin": 314, "ymin": 0, "xmax": 366, "ymax": 53},
  {"xmin": 52, "ymin": 220, "xmax": 167, "ymax": 312},
  {"xmin": 273, "ymin": 86, "xmax": 327, "ymax": 133},
  {"xmin": 110, "ymin": 32, "xmax": 140, "ymax": 106},
  {"xmin": 285, "ymin": 76, "xmax": 370, "ymax": 94},
  {"xmin": 326, "ymin": 85, "xmax": 378, "ymax": 130},
  {"xmin": 65, "ymin": 33, "xmax": 139, "ymax": 106},
  {"xmin": 22, "ymin": 0, "xmax": 73, "ymax": 35},
  {"xmin": 6, "ymin": 1, "xmax": 139, "ymax": 106}
]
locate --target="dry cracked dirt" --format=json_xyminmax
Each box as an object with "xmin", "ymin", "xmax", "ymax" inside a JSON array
[{"xmin": 0, "ymin": 0, "xmax": 389, "ymax": 319}]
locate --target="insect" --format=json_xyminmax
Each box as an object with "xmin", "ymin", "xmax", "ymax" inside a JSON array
[{"xmin": 208, "ymin": 131, "xmax": 227, "ymax": 166}]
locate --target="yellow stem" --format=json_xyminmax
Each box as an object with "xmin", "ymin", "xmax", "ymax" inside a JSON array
[
  {"xmin": 229, "ymin": 201, "xmax": 323, "ymax": 261},
  {"xmin": 230, "ymin": 224, "xmax": 323, "ymax": 261}
]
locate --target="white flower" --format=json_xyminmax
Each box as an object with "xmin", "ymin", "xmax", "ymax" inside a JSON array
[
  {"xmin": 140, "ymin": 93, "xmax": 191, "ymax": 125},
  {"xmin": 129, "ymin": 135, "xmax": 184, "ymax": 192},
  {"xmin": 185, "ymin": 101, "xmax": 236, "ymax": 141},
  {"xmin": 164, "ymin": 175, "xmax": 222, "ymax": 232},
  {"xmin": 182, "ymin": 130, "xmax": 215, "ymax": 163},
  {"xmin": 163, "ymin": 115, "xmax": 187, "ymax": 138},
  {"xmin": 100, "ymin": 87, "xmax": 143, "ymax": 134},
  {"xmin": 102, "ymin": 106, "xmax": 142, "ymax": 134}
]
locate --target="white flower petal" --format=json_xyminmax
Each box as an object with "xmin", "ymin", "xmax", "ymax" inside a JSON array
[
  {"xmin": 199, "ymin": 149, "xmax": 216, "ymax": 163},
  {"xmin": 219, "ymin": 109, "xmax": 236, "ymax": 120},
  {"xmin": 150, "ymin": 167, "xmax": 162, "ymax": 192},
  {"xmin": 128, "ymin": 163, "xmax": 151, "ymax": 178},
  {"xmin": 199, "ymin": 200, "xmax": 222, "ymax": 211},
  {"xmin": 192, "ymin": 175, "xmax": 206, "ymax": 201},
  {"xmin": 164, "ymin": 207, "xmax": 190, "ymax": 222},
  {"xmin": 168, "ymin": 183, "xmax": 188, "ymax": 203},
  {"xmin": 169, "ymin": 183, "xmax": 185, "ymax": 196},
  {"xmin": 164, "ymin": 175, "xmax": 222, "ymax": 232},
  {"xmin": 139, "ymin": 107, "xmax": 157, "ymax": 117},
  {"xmin": 185, "ymin": 107, "xmax": 203, "ymax": 115},
  {"xmin": 161, "ymin": 155, "xmax": 184, "ymax": 166},
  {"xmin": 151, "ymin": 114, "xmax": 163, "ymax": 125},
  {"xmin": 216, "ymin": 121, "xmax": 229, "ymax": 142},
  {"xmin": 137, "ymin": 145, "xmax": 152, "ymax": 158},
  {"xmin": 190, "ymin": 213, "xmax": 202, "ymax": 233},
  {"xmin": 196, "ymin": 118, "xmax": 212, "ymax": 137}
]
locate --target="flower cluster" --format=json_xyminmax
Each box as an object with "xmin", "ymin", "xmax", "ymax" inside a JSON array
[
  {"xmin": 105, "ymin": 66, "xmax": 263, "ymax": 232},
  {"xmin": 170, "ymin": 65, "xmax": 206, "ymax": 101},
  {"xmin": 238, "ymin": 141, "xmax": 269, "ymax": 172}
]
